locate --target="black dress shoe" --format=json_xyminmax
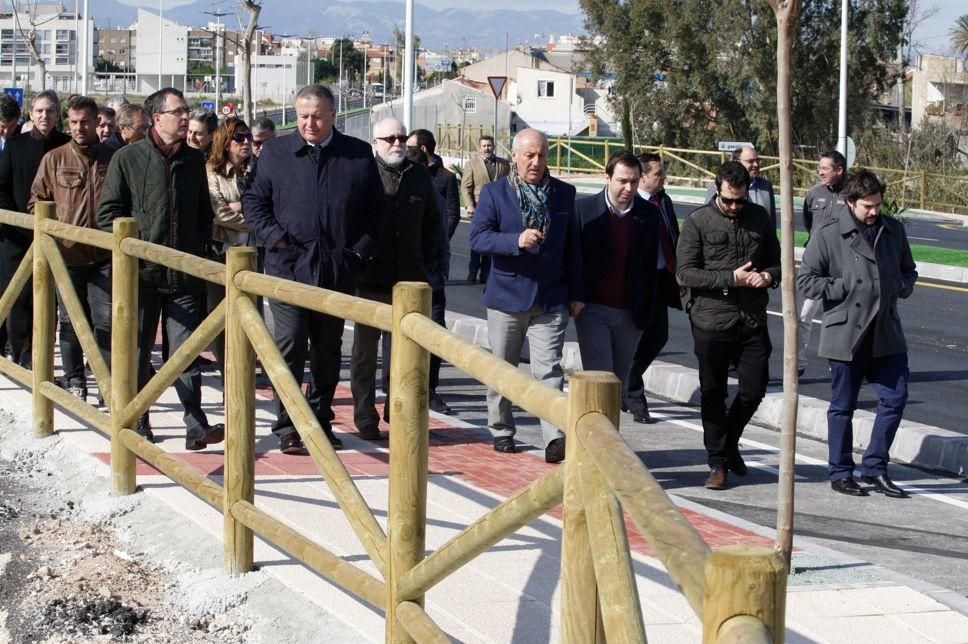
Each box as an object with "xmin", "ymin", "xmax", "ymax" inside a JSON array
[
  {"xmin": 186, "ymin": 423, "xmax": 225, "ymax": 451},
  {"xmin": 466, "ymin": 271, "xmax": 477, "ymax": 283},
  {"xmin": 280, "ymin": 433, "xmax": 308, "ymax": 455},
  {"xmin": 632, "ymin": 409, "xmax": 654, "ymax": 424},
  {"xmin": 323, "ymin": 425, "xmax": 344, "ymax": 449},
  {"xmin": 831, "ymin": 477, "xmax": 868, "ymax": 496},
  {"xmin": 493, "ymin": 436, "xmax": 517, "ymax": 453},
  {"xmin": 545, "ymin": 437, "xmax": 566, "ymax": 464},
  {"xmin": 860, "ymin": 474, "xmax": 908, "ymax": 498},
  {"xmin": 428, "ymin": 392, "xmax": 453, "ymax": 415},
  {"xmin": 727, "ymin": 453, "xmax": 748, "ymax": 477},
  {"xmin": 135, "ymin": 415, "xmax": 155, "ymax": 444},
  {"xmin": 358, "ymin": 427, "xmax": 389, "ymax": 441}
]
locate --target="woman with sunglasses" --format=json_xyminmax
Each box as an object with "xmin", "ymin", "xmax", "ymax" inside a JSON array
[{"xmin": 205, "ymin": 117, "xmax": 253, "ymax": 369}]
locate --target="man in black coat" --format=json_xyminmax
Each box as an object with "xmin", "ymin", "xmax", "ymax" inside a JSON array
[
  {"xmin": 407, "ymin": 128, "xmax": 460, "ymax": 238},
  {"xmin": 0, "ymin": 90, "xmax": 70, "ymax": 366},
  {"xmin": 574, "ymin": 150, "xmax": 658, "ymax": 404},
  {"xmin": 624, "ymin": 153, "xmax": 683, "ymax": 423},
  {"xmin": 244, "ymin": 84, "xmax": 387, "ymax": 455}
]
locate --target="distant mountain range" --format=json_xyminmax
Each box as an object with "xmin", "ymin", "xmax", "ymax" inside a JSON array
[{"xmin": 88, "ymin": 0, "xmax": 586, "ymax": 50}]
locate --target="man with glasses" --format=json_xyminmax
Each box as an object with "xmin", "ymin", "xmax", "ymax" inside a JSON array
[
  {"xmin": 250, "ymin": 118, "xmax": 276, "ymax": 158},
  {"xmin": 469, "ymin": 128, "xmax": 584, "ymax": 464},
  {"xmin": 349, "ymin": 118, "xmax": 441, "ymax": 440},
  {"xmin": 705, "ymin": 145, "xmax": 776, "ymax": 227},
  {"xmin": 97, "ymin": 88, "xmax": 224, "ymax": 451},
  {"xmin": 676, "ymin": 161, "xmax": 780, "ymax": 490},
  {"xmin": 103, "ymin": 104, "xmax": 149, "ymax": 151},
  {"xmin": 245, "ymin": 84, "xmax": 386, "ymax": 455}
]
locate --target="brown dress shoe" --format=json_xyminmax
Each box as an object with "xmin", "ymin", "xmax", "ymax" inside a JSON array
[
  {"xmin": 705, "ymin": 467, "xmax": 728, "ymax": 490},
  {"xmin": 545, "ymin": 437, "xmax": 566, "ymax": 464},
  {"xmin": 280, "ymin": 434, "xmax": 308, "ymax": 455}
]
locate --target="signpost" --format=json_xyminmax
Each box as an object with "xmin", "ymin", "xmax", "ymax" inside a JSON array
[
  {"xmin": 487, "ymin": 76, "xmax": 507, "ymax": 145},
  {"xmin": 221, "ymin": 104, "xmax": 232, "ymax": 117},
  {"xmin": 3, "ymin": 88, "xmax": 24, "ymax": 108},
  {"xmin": 201, "ymin": 101, "xmax": 215, "ymax": 111},
  {"xmin": 717, "ymin": 140, "xmax": 754, "ymax": 152}
]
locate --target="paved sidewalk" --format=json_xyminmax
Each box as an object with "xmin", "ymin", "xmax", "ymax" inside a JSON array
[{"xmin": 1, "ymin": 357, "xmax": 967, "ymax": 642}]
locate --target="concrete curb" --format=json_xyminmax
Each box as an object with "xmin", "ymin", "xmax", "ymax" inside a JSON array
[{"xmin": 444, "ymin": 310, "xmax": 967, "ymax": 478}]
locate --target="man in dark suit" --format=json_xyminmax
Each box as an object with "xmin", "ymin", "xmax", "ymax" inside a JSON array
[
  {"xmin": 244, "ymin": 84, "xmax": 386, "ymax": 455},
  {"xmin": 469, "ymin": 128, "xmax": 584, "ymax": 464},
  {"xmin": 574, "ymin": 150, "xmax": 658, "ymax": 403},
  {"xmin": 624, "ymin": 153, "xmax": 682, "ymax": 423},
  {"xmin": 0, "ymin": 90, "xmax": 70, "ymax": 366}
]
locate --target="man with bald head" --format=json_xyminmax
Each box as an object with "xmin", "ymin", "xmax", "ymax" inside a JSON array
[
  {"xmin": 470, "ymin": 128, "xmax": 584, "ymax": 464},
  {"xmin": 349, "ymin": 118, "xmax": 441, "ymax": 439},
  {"xmin": 245, "ymin": 84, "xmax": 387, "ymax": 454}
]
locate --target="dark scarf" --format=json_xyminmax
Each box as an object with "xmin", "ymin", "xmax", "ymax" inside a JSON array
[
  {"xmin": 376, "ymin": 155, "xmax": 407, "ymax": 196},
  {"xmin": 854, "ymin": 214, "xmax": 882, "ymax": 248},
  {"xmin": 149, "ymin": 126, "xmax": 183, "ymax": 160},
  {"xmin": 508, "ymin": 165, "xmax": 551, "ymax": 233}
]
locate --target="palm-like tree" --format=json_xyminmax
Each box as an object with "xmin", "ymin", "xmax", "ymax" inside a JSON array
[{"xmin": 951, "ymin": 15, "xmax": 968, "ymax": 57}]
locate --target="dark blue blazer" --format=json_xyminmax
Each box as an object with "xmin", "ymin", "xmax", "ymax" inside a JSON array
[
  {"xmin": 469, "ymin": 176, "xmax": 584, "ymax": 313},
  {"xmin": 576, "ymin": 191, "xmax": 659, "ymax": 329},
  {"xmin": 243, "ymin": 129, "xmax": 386, "ymax": 293}
]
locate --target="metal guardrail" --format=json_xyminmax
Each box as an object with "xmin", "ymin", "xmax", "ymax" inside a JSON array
[{"xmin": 0, "ymin": 203, "xmax": 787, "ymax": 643}]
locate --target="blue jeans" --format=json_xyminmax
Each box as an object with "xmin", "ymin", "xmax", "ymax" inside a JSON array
[{"xmin": 827, "ymin": 337, "xmax": 908, "ymax": 481}]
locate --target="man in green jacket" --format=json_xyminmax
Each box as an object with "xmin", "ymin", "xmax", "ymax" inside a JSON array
[{"xmin": 97, "ymin": 88, "xmax": 224, "ymax": 451}]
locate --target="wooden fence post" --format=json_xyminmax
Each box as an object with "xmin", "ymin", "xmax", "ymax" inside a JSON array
[
  {"xmin": 702, "ymin": 545, "xmax": 786, "ymax": 644},
  {"xmin": 560, "ymin": 371, "xmax": 616, "ymax": 643},
  {"xmin": 224, "ymin": 247, "xmax": 257, "ymax": 574},
  {"xmin": 111, "ymin": 218, "xmax": 139, "ymax": 495},
  {"xmin": 919, "ymin": 170, "xmax": 926, "ymax": 210},
  {"xmin": 32, "ymin": 202, "xmax": 56, "ymax": 438},
  {"xmin": 386, "ymin": 281, "xmax": 432, "ymax": 644}
]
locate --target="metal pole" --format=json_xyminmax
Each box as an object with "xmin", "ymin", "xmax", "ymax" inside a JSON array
[
  {"xmin": 837, "ymin": 0, "xmax": 848, "ymax": 156},
  {"xmin": 80, "ymin": 0, "xmax": 89, "ymax": 94},
  {"xmin": 215, "ymin": 14, "xmax": 221, "ymax": 114},
  {"xmin": 158, "ymin": 0, "xmax": 164, "ymax": 90},
  {"xmin": 403, "ymin": 0, "xmax": 415, "ymax": 130},
  {"xmin": 338, "ymin": 39, "xmax": 343, "ymax": 112}
]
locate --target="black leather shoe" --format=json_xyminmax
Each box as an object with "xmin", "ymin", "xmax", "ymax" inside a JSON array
[
  {"xmin": 186, "ymin": 423, "xmax": 225, "ymax": 451},
  {"xmin": 727, "ymin": 453, "xmax": 748, "ymax": 477},
  {"xmin": 466, "ymin": 271, "xmax": 477, "ymax": 283},
  {"xmin": 860, "ymin": 474, "xmax": 908, "ymax": 498},
  {"xmin": 280, "ymin": 433, "xmax": 308, "ymax": 455},
  {"xmin": 493, "ymin": 436, "xmax": 517, "ymax": 453},
  {"xmin": 545, "ymin": 437, "xmax": 566, "ymax": 464},
  {"xmin": 358, "ymin": 427, "xmax": 389, "ymax": 442},
  {"xmin": 323, "ymin": 425, "xmax": 344, "ymax": 449},
  {"xmin": 831, "ymin": 477, "xmax": 868, "ymax": 496},
  {"xmin": 632, "ymin": 409, "xmax": 654, "ymax": 424},
  {"xmin": 428, "ymin": 392, "xmax": 453, "ymax": 415},
  {"xmin": 134, "ymin": 415, "xmax": 154, "ymax": 444}
]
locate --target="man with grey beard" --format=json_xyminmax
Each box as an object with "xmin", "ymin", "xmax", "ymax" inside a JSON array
[{"xmin": 350, "ymin": 118, "xmax": 442, "ymax": 440}]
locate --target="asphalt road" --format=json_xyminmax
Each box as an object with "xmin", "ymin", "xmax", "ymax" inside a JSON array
[{"xmin": 446, "ymin": 218, "xmax": 968, "ymax": 435}]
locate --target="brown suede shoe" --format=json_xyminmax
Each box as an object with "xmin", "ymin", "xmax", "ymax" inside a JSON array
[
  {"xmin": 705, "ymin": 467, "xmax": 728, "ymax": 490},
  {"xmin": 544, "ymin": 437, "xmax": 566, "ymax": 464},
  {"xmin": 280, "ymin": 434, "xmax": 308, "ymax": 455}
]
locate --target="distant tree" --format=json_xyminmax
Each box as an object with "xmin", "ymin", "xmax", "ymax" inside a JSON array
[
  {"xmin": 328, "ymin": 37, "xmax": 365, "ymax": 86},
  {"xmin": 314, "ymin": 57, "xmax": 338, "ymax": 81},
  {"xmin": 581, "ymin": 0, "xmax": 907, "ymax": 153},
  {"xmin": 95, "ymin": 57, "xmax": 123, "ymax": 73},
  {"xmin": 952, "ymin": 15, "xmax": 968, "ymax": 56},
  {"xmin": 10, "ymin": 0, "xmax": 60, "ymax": 92},
  {"xmin": 238, "ymin": 0, "xmax": 262, "ymax": 124}
]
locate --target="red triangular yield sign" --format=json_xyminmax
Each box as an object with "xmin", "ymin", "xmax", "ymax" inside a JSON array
[{"xmin": 487, "ymin": 76, "xmax": 507, "ymax": 99}]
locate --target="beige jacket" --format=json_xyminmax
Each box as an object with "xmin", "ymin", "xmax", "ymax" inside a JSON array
[
  {"xmin": 460, "ymin": 154, "xmax": 510, "ymax": 209},
  {"xmin": 207, "ymin": 163, "xmax": 251, "ymax": 249}
]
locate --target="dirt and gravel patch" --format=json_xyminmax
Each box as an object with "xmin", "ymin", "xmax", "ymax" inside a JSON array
[{"xmin": 0, "ymin": 408, "xmax": 366, "ymax": 643}]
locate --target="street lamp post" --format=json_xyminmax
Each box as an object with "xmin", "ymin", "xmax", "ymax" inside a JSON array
[
  {"xmin": 403, "ymin": 0, "xmax": 415, "ymax": 130},
  {"xmin": 80, "ymin": 0, "xmax": 89, "ymax": 94},
  {"xmin": 203, "ymin": 9, "xmax": 230, "ymax": 115},
  {"xmin": 837, "ymin": 0, "xmax": 848, "ymax": 157}
]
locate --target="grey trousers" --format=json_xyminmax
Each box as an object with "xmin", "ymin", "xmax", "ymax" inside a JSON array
[
  {"xmin": 486, "ymin": 305, "xmax": 568, "ymax": 447},
  {"xmin": 350, "ymin": 288, "xmax": 392, "ymax": 432},
  {"xmin": 574, "ymin": 303, "xmax": 642, "ymax": 393}
]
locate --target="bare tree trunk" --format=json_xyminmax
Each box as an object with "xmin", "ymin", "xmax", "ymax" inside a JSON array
[
  {"xmin": 238, "ymin": 0, "xmax": 261, "ymax": 125},
  {"xmin": 766, "ymin": 0, "xmax": 803, "ymax": 571},
  {"xmin": 12, "ymin": 2, "xmax": 51, "ymax": 92}
]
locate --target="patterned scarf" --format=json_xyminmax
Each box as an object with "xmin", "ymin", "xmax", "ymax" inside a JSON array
[{"xmin": 508, "ymin": 165, "xmax": 551, "ymax": 233}]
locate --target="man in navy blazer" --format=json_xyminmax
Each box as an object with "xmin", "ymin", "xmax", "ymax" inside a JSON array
[
  {"xmin": 244, "ymin": 84, "xmax": 386, "ymax": 455},
  {"xmin": 469, "ymin": 128, "xmax": 584, "ymax": 464},
  {"xmin": 574, "ymin": 150, "xmax": 658, "ymax": 410}
]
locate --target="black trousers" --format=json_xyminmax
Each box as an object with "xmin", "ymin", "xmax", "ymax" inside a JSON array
[
  {"xmin": 429, "ymin": 288, "xmax": 447, "ymax": 392},
  {"xmin": 270, "ymin": 299, "xmax": 344, "ymax": 438},
  {"xmin": 0, "ymin": 235, "xmax": 32, "ymax": 365},
  {"xmin": 691, "ymin": 322, "xmax": 771, "ymax": 468},
  {"xmin": 57, "ymin": 262, "xmax": 112, "ymax": 384}
]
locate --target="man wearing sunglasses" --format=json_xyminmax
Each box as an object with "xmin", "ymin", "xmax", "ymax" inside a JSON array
[
  {"xmin": 676, "ymin": 161, "xmax": 780, "ymax": 490},
  {"xmin": 98, "ymin": 88, "xmax": 224, "ymax": 451}
]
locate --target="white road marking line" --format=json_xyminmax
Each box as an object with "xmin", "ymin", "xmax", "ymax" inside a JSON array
[{"xmin": 908, "ymin": 236, "xmax": 939, "ymax": 242}]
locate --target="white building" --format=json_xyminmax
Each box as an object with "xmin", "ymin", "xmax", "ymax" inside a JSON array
[
  {"xmin": 236, "ymin": 53, "xmax": 308, "ymax": 109},
  {"xmin": 513, "ymin": 66, "xmax": 586, "ymax": 136},
  {"xmin": 134, "ymin": 8, "xmax": 187, "ymax": 94},
  {"xmin": 0, "ymin": 4, "xmax": 94, "ymax": 93}
]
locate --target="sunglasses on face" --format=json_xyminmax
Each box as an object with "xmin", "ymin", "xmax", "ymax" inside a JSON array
[
  {"xmin": 718, "ymin": 194, "xmax": 747, "ymax": 206},
  {"xmin": 232, "ymin": 131, "xmax": 253, "ymax": 143},
  {"xmin": 375, "ymin": 134, "xmax": 408, "ymax": 145}
]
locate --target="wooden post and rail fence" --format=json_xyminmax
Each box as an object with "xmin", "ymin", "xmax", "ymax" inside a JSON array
[
  {"xmin": 0, "ymin": 202, "xmax": 788, "ymax": 643},
  {"xmin": 435, "ymin": 124, "xmax": 968, "ymax": 215}
]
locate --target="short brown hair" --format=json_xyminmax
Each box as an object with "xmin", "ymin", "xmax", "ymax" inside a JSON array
[{"xmin": 606, "ymin": 149, "xmax": 641, "ymax": 177}]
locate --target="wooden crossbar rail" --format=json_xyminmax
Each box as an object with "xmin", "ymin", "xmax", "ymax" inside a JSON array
[
  {"xmin": 0, "ymin": 355, "xmax": 33, "ymax": 388},
  {"xmin": 0, "ymin": 210, "xmax": 33, "ymax": 228},
  {"xmin": 398, "ymin": 465, "xmax": 564, "ymax": 599},
  {"xmin": 395, "ymin": 601, "xmax": 451, "ymax": 644},
  {"xmin": 38, "ymin": 381, "xmax": 112, "ymax": 435},
  {"xmin": 574, "ymin": 410, "xmax": 711, "ymax": 616},
  {"xmin": 117, "ymin": 427, "xmax": 224, "ymax": 508},
  {"xmin": 398, "ymin": 311, "xmax": 570, "ymax": 432},
  {"xmin": 118, "ymin": 237, "xmax": 226, "ymax": 286},
  {"xmin": 235, "ymin": 295, "xmax": 390, "ymax": 576},
  {"xmin": 234, "ymin": 270, "xmax": 392, "ymax": 331},
  {"xmin": 230, "ymin": 500, "xmax": 387, "ymax": 609},
  {"xmin": 716, "ymin": 616, "xmax": 772, "ymax": 644},
  {"xmin": 39, "ymin": 218, "xmax": 113, "ymax": 250},
  {"xmin": 116, "ymin": 300, "xmax": 227, "ymax": 428},
  {"xmin": 38, "ymin": 235, "xmax": 112, "ymax": 398},
  {"xmin": 0, "ymin": 245, "xmax": 33, "ymax": 330}
]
